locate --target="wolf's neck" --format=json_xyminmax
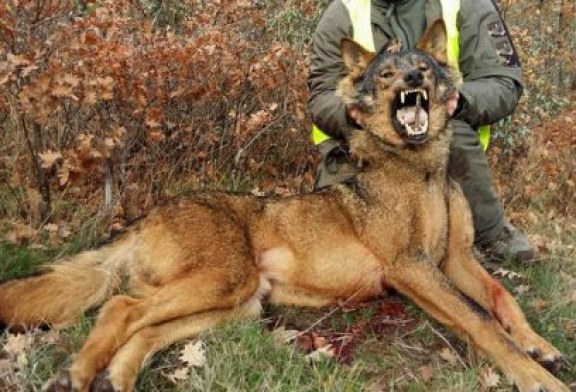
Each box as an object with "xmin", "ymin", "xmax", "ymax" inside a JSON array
[{"xmin": 351, "ymin": 131, "xmax": 451, "ymax": 178}]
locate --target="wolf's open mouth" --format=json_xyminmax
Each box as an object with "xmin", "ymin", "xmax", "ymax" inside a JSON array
[{"xmin": 392, "ymin": 88, "xmax": 429, "ymax": 143}]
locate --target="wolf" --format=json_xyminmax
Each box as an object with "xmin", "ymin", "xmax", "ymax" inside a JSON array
[{"xmin": 0, "ymin": 21, "xmax": 568, "ymax": 392}]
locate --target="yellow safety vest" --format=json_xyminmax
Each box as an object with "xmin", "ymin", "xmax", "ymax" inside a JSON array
[{"xmin": 311, "ymin": 0, "xmax": 491, "ymax": 150}]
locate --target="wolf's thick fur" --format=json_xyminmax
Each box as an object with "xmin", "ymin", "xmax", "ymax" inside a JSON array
[{"xmin": 0, "ymin": 21, "xmax": 568, "ymax": 392}]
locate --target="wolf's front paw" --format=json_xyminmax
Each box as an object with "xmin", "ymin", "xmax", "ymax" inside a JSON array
[
  {"xmin": 513, "ymin": 329, "xmax": 565, "ymax": 374},
  {"xmin": 512, "ymin": 366, "xmax": 569, "ymax": 392},
  {"xmin": 526, "ymin": 348, "xmax": 566, "ymax": 374}
]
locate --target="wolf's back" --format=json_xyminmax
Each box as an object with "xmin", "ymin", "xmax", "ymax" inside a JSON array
[{"xmin": 0, "ymin": 232, "xmax": 136, "ymax": 331}]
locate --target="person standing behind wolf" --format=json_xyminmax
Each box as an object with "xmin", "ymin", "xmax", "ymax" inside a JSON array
[{"xmin": 308, "ymin": 0, "xmax": 536, "ymax": 263}]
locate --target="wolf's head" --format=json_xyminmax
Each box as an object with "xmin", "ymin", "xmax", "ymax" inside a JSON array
[{"xmin": 338, "ymin": 20, "xmax": 459, "ymax": 153}]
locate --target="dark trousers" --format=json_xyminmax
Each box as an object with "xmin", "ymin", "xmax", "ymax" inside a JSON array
[{"xmin": 447, "ymin": 120, "xmax": 504, "ymax": 243}]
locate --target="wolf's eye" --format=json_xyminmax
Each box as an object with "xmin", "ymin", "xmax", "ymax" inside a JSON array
[{"xmin": 380, "ymin": 70, "xmax": 395, "ymax": 78}]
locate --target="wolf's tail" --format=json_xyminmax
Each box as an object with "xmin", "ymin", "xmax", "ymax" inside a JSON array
[{"xmin": 0, "ymin": 232, "xmax": 137, "ymax": 331}]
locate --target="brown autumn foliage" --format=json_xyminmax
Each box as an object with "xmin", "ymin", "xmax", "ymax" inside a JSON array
[
  {"xmin": 489, "ymin": 0, "xmax": 576, "ymax": 219},
  {"xmin": 0, "ymin": 0, "xmax": 319, "ymax": 229},
  {"xmin": 0, "ymin": 0, "xmax": 574, "ymax": 240}
]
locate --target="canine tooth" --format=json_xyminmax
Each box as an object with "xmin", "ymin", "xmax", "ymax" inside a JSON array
[
  {"xmin": 422, "ymin": 90, "xmax": 428, "ymax": 100},
  {"xmin": 401, "ymin": 91, "xmax": 405, "ymax": 104}
]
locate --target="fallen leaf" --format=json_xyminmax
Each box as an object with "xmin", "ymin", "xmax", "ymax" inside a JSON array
[
  {"xmin": 513, "ymin": 284, "xmax": 531, "ymax": 295},
  {"xmin": 530, "ymin": 299, "xmax": 549, "ymax": 311},
  {"xmin": 166, "ymin": 367, "xmax": 189, "ymax": 383},
  {"xmin": 179, "ymin": 340, "xmax": 206, "ymax": 368},
  {"xmin": 62, "ymin": 73, "xmax": 80, "ymax": 87},
  {"xmin": 418, "ymin": 365, "xmax": 434, "ymax": 381},
  {"xmin": 0, "ymin": 359, "xmax": 12, "ymax": 370},
  {"xmin": 312, "ymin": 333, "xmax": 328, "ymax": 349},
  {"xmin": 4, "ymin": 334, "xmax": 30, "ymax": 357},
  {"xmin": 271, "ymin": 326, "xmax": 299, "ymax": 345},
  {"xmin": 295, "ymin": 333, "xmax": 315, "ymax": 353},
  {"xmin": 44, "ymin": 223, "xmax": 58, "ymax": 233},
  {"xmin": 305, "ymin": 345, "xmax": 335, "ymax": 362},
  {"xmin": 492, "ymin": 268, "xmax": 525, "ymax": 281},
  {"xmin": 479, "ymin": 367, "xmax": 500, "ymax": 390}
]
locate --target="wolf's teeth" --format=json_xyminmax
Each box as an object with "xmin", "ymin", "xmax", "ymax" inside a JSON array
[
  {"xmin": 404, "ymin": 119, "xmax": 429, "ymax": 136},
  {"xmin": 399, "ymin": 89, "xmax": 428, "ymax": 104}
]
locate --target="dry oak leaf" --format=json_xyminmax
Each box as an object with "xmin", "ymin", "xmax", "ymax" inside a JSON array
[
  {"xmin": 179, "ymin": 340, "xmax": 206, "ymax": 368},
  {"xmin": 305, "ymin": 345, "xmax": 336, "ymax": 362},
  {"xmin": 479, "ymin": 367, "xmax": 501, "ymax": 390},
  {"xmin": 166, "ymin": 367, "xmax": 189, "ymax": 383},
  {"xmin": 44, "ymin": 223, "xmax": 58, "ymax": 233},
  {"xmin": 271, "ymin": 326, "xmax": 300, "ymax": 345},
  {"xmin": 513, "ymin": 284, "xmax": 531, "ymax": 296},
  {"xmin": 492, "ymin": 268, "xmax": 526, "ymax": 281},
  {"xmin": 50, "ymin": 84, "xmax": 76, "ymax": 99},
  {"xmin": 62, "ymin": 73, "xmax": 80, "ymax": 87},
  {"xmin": 39, "ymin": 150, "xmax": 63, "ymax": 169},
  {"xmin": 530, "ymin": 299, "xmax": 549, "ymax": 311},
  {"xmin": 312, "ymin": 334, "xmax": 328, "ymax": 349},
  {"xmin": 7, "ymin": 53, "xmax": 31, "ymax": 67},
  {"xmin": 4, "ymin": 333, "xmax": 31, "ymax": 357},
  {"xmin": 0, "ymin": 358, "xmax": 12, "ymax": 371},
  {"xmin": 418, "ymin": 365, "xmax": 434, "ymax": 382}
]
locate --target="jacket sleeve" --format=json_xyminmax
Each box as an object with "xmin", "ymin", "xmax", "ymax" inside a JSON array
[
  {"xmin": 307, "ymin": 1, "xmax": 355, "ymax": 140},
  {"xmin": 455, "ymin": 0, "xmax": 524, "ymax": 127}
]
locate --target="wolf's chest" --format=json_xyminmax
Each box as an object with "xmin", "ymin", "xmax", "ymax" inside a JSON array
[{"xmin": 356, "ymin": 179, "xmax": 449, "ymax": 263}]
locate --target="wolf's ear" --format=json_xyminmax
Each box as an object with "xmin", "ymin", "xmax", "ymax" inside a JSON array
[
  {"xmin": 416, "ymin": 20, "xmax": 448, "ymax": 64},
  {"xmin": 341, "ymin": 38, "xmax": 375, "ymax": 73}
]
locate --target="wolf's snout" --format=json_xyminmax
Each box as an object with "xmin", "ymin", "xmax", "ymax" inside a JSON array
[{"xmin": 404, "ymin": 69, "xmax": 424, "ymax": 87}]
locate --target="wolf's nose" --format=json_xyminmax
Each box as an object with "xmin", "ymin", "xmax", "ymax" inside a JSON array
[{"xmin": 404, "ymin": 70, "xmax": 424, "ymax": 87}]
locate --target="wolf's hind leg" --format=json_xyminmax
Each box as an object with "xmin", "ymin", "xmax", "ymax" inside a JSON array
[
  {"xmin": 443, "ymin": 183, "xmax": 564, "ymax": 370},
  {"xmin": 46, "ymin": 268, "xmax": 260, "ymax": 392},
  {"xmin": 90, "ymin": 281, "xmax": 266, "ymax": 392},
  {"xmin": 43, "ymin": 310, "xmax": 232, "ymax": 392},
  {"xmin": 87, "ymin": 309, "xmax": 232, "ymax": 392}
]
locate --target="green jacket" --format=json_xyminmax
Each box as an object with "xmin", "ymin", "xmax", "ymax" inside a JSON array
[{"xmin": 308, "ymin": 0, "xmax": 524, "ymax": 140}]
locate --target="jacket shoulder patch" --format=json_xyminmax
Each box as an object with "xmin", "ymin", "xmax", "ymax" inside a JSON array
[{"xmin": 487, "ymin": 20, "xmax": 519, "ymax": 67}]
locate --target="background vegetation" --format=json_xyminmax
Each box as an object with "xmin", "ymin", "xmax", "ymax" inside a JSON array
[{"xmin": 0, "ymin": 0, "xmax": 574, "ymax": 390}]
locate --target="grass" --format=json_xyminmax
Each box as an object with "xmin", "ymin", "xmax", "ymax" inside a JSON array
[
  {"xmin": 135, "ymin": 322, "xmax": 367, "ymax": 392},
  {"xmin": 0, "ymin": 214, "xmax": 574, "ymax": 391}
]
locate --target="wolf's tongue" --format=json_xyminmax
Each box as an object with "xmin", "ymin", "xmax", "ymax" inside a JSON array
[{"xmin": 397, "ymin": 106, "xmax": 428, "ymax": 126}]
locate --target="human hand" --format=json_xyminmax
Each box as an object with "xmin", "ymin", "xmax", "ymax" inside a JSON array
[{"xmin": 446, "ymin": 90, "xmax": 459, "ymax": 117}]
